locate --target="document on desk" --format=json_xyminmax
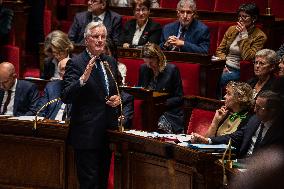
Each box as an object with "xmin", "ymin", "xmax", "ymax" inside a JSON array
[
  {"xmin": 8, "ymin": 116, "xmax": 44, "ymax": 121},
  {"xmin": 179, "ymin": 143, "xmax": 235, "ymax": 153}
]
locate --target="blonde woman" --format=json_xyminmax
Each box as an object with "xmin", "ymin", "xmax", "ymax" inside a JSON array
[
  {"xmin": 191, "ymin": 81, "xmax": 254, "ymax": 143},
  {"xmin": 41, "ymin": 30, "xmax": 74, "ymax": 80},
  {"xmin": 138, "ymin": 43, "xmax": 184, "ymax": 133}
]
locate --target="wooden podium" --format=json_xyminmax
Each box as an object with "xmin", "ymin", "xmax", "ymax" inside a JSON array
[
  {"xmin": 0, "ymin": 117, "xmax": 78, "ymax": 189},
  {"xmin": 121, "ymin": 87, "xmax": 168, "ymax": 131},
  {"xmin": 108, "ymin": 130, "xmax": 225, "ymax": 189}
]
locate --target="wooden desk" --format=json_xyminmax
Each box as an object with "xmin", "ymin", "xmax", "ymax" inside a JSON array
[
  {"xmin": 121, "ymin": 87, "xmax": 168, "ymax": 131},
  {"xmin": 0, "ymin": 118, "xmax": 79, "ymax": 189},
  {"xmin": 108, "ymin": 130, "xmax": 226, "ymax": 189}
]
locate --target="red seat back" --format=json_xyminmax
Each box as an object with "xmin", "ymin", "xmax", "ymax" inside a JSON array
[
  {"xmin": 186, "ymin": 108, "xmax": 215, "ymax": 135},
  {"xmin": 160, "ymin": 0, "xmax": 179, "ymax": 8},
  {"xmin": 172, "ymin": 62, "xmax": 200, "ymax": 96},
  {"xmin": 44, "ymin": 9, "xmax": 52, "ymax": 37},
  {"xmin": 0, "ymin": 45, "xmax": 20, "ymax": 75},
  {"xmin": 196, "ymin": 0, "xmax": 215, "ymax": 11},
  {"xmin": 118, "ymin": 58, "xmax": 144, "ymax": 86},
  {"xmin": 270, "ymin": 0, "xmax": 284, "ymax": 18},
  {"xmin": 152, "ymin": 17, "xmax": 176, "ymax": 27},
  {"xmin": 214, "ymin": 0, "xmax": 246, "ymax": 12}
]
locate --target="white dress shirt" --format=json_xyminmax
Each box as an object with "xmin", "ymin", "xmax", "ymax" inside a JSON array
[{"xmin": 1, "ymin": 79, "xmax": 17, "ymax": 115}]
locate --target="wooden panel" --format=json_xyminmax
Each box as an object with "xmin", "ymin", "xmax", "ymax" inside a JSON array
[
  {"xmin": 0, "ymin": 134, "xmax": 65, "ymax": 189},
  {"xmin": 129, "ymin": 152, "xmax": 193, "ymax": 189}
]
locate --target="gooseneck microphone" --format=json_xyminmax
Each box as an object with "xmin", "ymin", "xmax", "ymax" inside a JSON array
[
  {"xmin": 102, "ymin": 60, "xmax": 124, "ymax": 132},
  {"xmin": 34, "ymin": 98, "xmax": 61, "ymax": 130}
]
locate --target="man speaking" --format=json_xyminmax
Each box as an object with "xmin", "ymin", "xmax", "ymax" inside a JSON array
[{"xmin": 61, "ymin": 21, "xmax": 121, "ymax": 189}]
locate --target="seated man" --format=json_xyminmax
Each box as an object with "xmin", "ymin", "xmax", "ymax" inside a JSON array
[
  {"xmin": 160, "ymin": 0, "xmax": 210, "ymax": 53},
  {"xmin": 38, "ymin": 58, "xmax": 71, "ymax": 121},
  {"xmin": 192, "ymin": 90, "xmax": 284, "ymax": 159},
  {"xmin": 0, "ymin": 62, "xmax": 40, "ymax": 116},
  {"xmin": 68, "ymin": 0, "xmax": 122, "ymax": 46}
]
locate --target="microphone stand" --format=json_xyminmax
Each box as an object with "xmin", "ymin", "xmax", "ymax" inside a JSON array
[
  {"xmin": 221, "ymin": 138, "xmax": 232, "ymax": 187},
  {"xmin": 34, "ymin": 98, "xmax": 61, "ymax": 130},
  {"xmin": 102, "ymin": 61, "xmax": 124, "ymax": 132}
]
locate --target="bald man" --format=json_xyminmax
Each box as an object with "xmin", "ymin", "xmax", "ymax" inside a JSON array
[
  {"xmin": 38, "ymin": 58, "xmax": 71, "ymax": 121},
  {"xmin": 0, "ymin": 62, "xmax": 40, "ymax": 116}
]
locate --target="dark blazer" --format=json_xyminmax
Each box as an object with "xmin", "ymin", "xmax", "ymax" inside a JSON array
[
  {"xmin": 160, "ymin": 19, "xmax": 210, "ymax": 53},
  {"xmin": 41, "ymin": 57, "xmax": 57, "ymax": 80},
  {"xmin": 121, "ymin": 18, "xmax": 162, "ymax": 47},
  {"xmin": 0, "ymin": 80, "xmax": 40, "ymax": 116},
  {"xmin": 68, "ymin": 10, "xmax": 122, "ymax": 45},
  {"xmin": 61, "ymin": 50, "xmax": 119, "ymax": 149},
  {"xmin": 138, "ymin": 63, "xmax": 184, "ymax": 133},
  {"xmin": 211, "ymin": 114, "xmax": 284, "ymax": 158},
  {"xmin": 38, "ymin": 80, "xmax": 71, "ymax": 120},
  {"xmin": 247, "ymin": 75, "xmax": 276, "ymax": 98}
]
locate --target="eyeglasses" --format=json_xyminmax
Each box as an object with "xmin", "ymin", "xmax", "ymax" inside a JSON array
[
  {"xmin": 178, "ymin": 10, "xmax": 195, "ymax": 16},
  {"xmin": 135, "ymin": 7, "xmax": 149, "ymax": 13},
  {"xmin": 253, "ymin": 61, "xmax": 269, "ymax": 67},
  {"xmin": 238, "ymin": 14, "xmax": 251, "ymax": 20},
  {"xmin": 255, "ymin": 104, "xmax": 266, "ymax": 111}
]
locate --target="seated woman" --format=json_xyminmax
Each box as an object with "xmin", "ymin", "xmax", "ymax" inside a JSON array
[
  {"xmin": 216, "ymin": 3, "xmax": 267, "ymax": 98},
  {"xmin": 247, "ymin": 49, "xmax": 278, "ymax": 99},
  {"xmin": 41, "ymin": 30, "xmax": 74, "ymax": 80},
  {"xmin": 121, "ymin": 0, "xmax": 162, "ymax": 48},
  {"xmin": 139, "ymin": 43, "xmax": 184, "ymax": 133},
  {"xmin": 191, "ymin": 81, "xmax": 254, "ymax": 143}
]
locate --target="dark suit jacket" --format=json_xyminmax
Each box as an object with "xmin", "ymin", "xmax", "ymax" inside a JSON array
[
  {"xmin": 121, "ymin": 18, "xmax": 162, "ymax": 47},
  {"xmin": 61, "ymin": 50, "xmax": 119, "ymax": 149},
  {"xmin": 138, "ymin": 63, "xmax": 184, "ymax": 133},
  {"xmin": 160, "ymin": 19, "xmax": 210, "ymax": 53},
  {"xmin": 68, "ymin": 10, "xmax": 122, "ymax": 45},
  {"xmin": 211, "ymin": 114, "xmax": 284, "ymax": 158},
  {"xmin": 247, "ymin": 75, "xmax": 276, "ymax": 98},
  {"xmin": 41, "ymin": 57, "xmax": 57, "ymax": 80},
  {"xmin": 0, "ymin": 80, "xmax": 40, "ymax": 116},
  {"xmin": 38, "ymin": 80, "xmax": 71, "ymax": 120}
]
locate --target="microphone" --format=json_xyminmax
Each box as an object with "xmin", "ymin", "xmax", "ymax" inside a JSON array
[
  {"xmin": 102, "ymin": 60, "xmax": 124, "ymax": 132},
  {"xmin": 221, "ymin": 138, "xmax": 232, "ymax": 187},
  {"xmin": 34, "ymin": 97, "xmax": 61, "ymax": 130}
]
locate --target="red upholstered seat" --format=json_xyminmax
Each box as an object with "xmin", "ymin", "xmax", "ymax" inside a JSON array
[
  {"xmin": 107, "ymin": 153, "xmax": 114, "ymax": 189},
  {"xmin": 240, "ymin": 60, "xmax": 254, "ymax": 82},
  {"xmin": 204, "ymin": 21, "xmax": 219, "ymax": 54},
  {"xmin": 186, "ymin": 108, "xmax": 215, "ymax": 135},
  {"xmin": 60, "ymin": 20, "xmax": 73, "ymax": 33},
  {"xmin": 196, "ymin": 0, "xmax": 215, "ymax": 11},
  {"xmin": 44, "ymin": 9, "xmax": 52, "ymax": 37},
  {"xmin": 68, "ymin": 0, "xmax": 86, "ymax": 4},
  {"xmin": 23, "ymin": 68, "xmax": 41, "ymax": 78},
  {"xmin": 270, "ymin": 0, "xmax": 284, "ymax": 18},
  {"xmin": 133, "ymin": 99, "xmax": 143, "ymax": 130},
  {"xmin": 152, "ymin": 17, "xmax": 176, "ymax": 27},
  {"xmin": 118, "ymin": 58, "xmax": 144, "ymax": 86},
  {"xmin": 0, "ymin": 45, "xmax": 20, "ymax": 74},
  {"xmin": 160, "ymin": 0, "xmax": 179, "ymax": 8},
  {"xmin": 122, "ymin": 15, "xmax": 134, "ymax": 27},
  {"xmin": 214, "ymin": 0, "xmax": 246, "ymax": 12},
  {"xmin": 172, "ymin": 62, "xmax": 200, "ymax": 96}
]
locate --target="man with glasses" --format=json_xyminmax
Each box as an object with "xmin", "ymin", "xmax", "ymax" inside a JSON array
[
  {"xmin": 0, "ymin": 62, "xmax": 40, "ymax": 116},
  {"xmin": 191, "ymin": 90, "xmax": 284, "ymax": 159},
  {"xmin": 160, "ymin": 0, "xmax": 210, "ymax": 53},
  {"xmin": 68, "ymin": 0, "xmax": 122, "ymax": 46}
]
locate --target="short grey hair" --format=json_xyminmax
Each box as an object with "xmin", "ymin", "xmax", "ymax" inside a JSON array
[
  {"xmin": 84, "ymin": 21, "xmax": 107, "ymax": 39},
  {"xmin": 255, "ymin": 49, "xmax": 278, "ymax": 65},
  {"xmin": 177, "ymin": 0, "xmax": 196, "ymax": 12}
]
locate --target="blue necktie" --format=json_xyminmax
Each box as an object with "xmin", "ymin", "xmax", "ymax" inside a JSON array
[{"xmin": 96, "ymin": 59, "xmax": 108, "ymax": 95}]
